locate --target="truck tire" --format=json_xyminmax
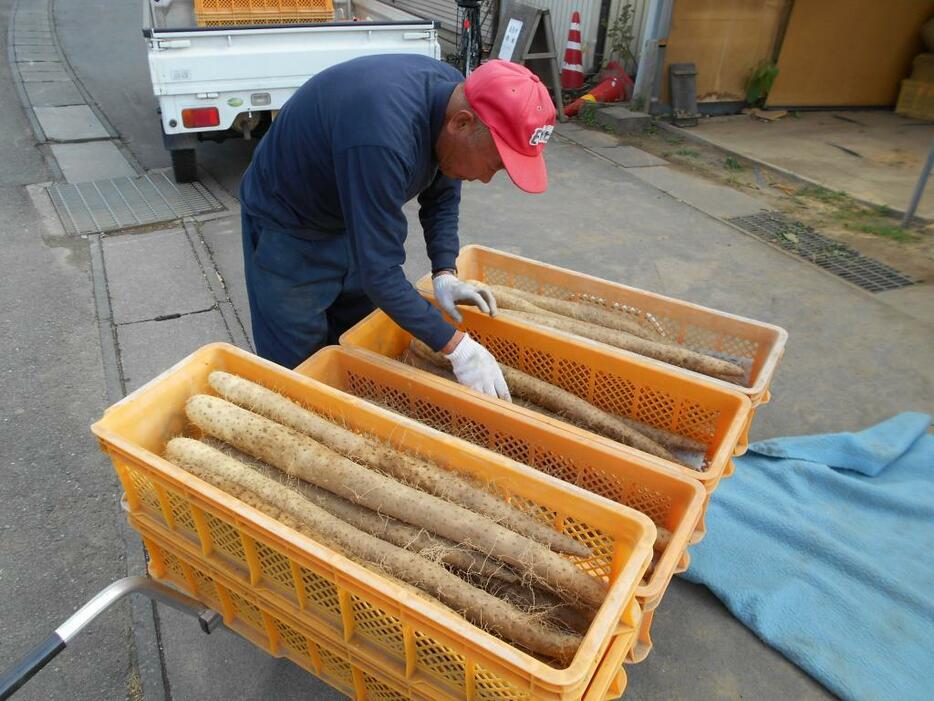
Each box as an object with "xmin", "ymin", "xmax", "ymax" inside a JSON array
[{"xmin": 170, "ymin": 149, "xmax": 197, "ymax": 183}]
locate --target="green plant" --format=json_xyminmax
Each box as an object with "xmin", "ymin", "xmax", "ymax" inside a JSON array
[
  {"xmin": 745, "ymin": 60, "xmax": 780, "ymax": 107},
  {"xmin": 603, "ymin": 3, "xmax": 636, "ymax": 67},
  {"xmin": 675, "ymin": 148, "xmax": 700, "ymax": 158},
  {"xmin": 580, "ymin": 102, "xmax": 599, "ymax": 127},
  {"xmin": 724, "ymin": 156, "xmax": 743, "ymax": 171},
  {"xmin": 797, "ymin": 185, "xmax": 849, "ymax": 205},
  {"xmin": 846, "ymin": 222, "xmax": 917, "ymax": 243}
]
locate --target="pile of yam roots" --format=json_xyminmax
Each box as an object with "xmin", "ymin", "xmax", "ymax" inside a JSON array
[
  {"xmin": 404, "ymin": 337, "xmax": 708, "ymax": 470},
  {"xmin": 166, "ymin": 371, "xmax": 626, "ymax": 666},
  {"xmin": 473, "ymin": 283, "xmax": 746, "ymax": 385}
]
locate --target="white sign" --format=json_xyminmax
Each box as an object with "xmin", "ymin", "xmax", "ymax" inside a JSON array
[{"xmin": 498, "ymin": 18, "xmax": 523, "ymax": 61}]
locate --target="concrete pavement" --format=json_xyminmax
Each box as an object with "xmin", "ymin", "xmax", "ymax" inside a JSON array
[
  {"xmin": 0, "ymin": 0, "xmax": 930, "ymax": 699},
  {"xmin": 0, "ymin": 1, "xmax": 131, "ymax": 699}
]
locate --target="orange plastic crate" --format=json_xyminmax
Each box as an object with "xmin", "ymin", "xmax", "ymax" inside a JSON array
[
  {"xmin": 295, "ymin": 347, "xmax": 707, "ymax": 662},
  {"xmin": 137, "ymin": 516, "xmax": 637, "ymax": 700},
  {"xmin": 92, "ymin": 343, "xmax": 654, "ymax": 700},
  {"xmin": 418, "ymin": 245, "xmax": 786, "ymax": 442},
  {"xmin": 194, "ymin": 0, "xmax": 333, "ymax": 27},
  {"xmin": 340, "ymin": 310, "xmax": 752, "ymax": 505}
]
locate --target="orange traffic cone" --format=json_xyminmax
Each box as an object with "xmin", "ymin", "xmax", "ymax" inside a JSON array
[
  {"xmin": 564, "ymin": 74, "xmax": 630, "ymax": 117},
  {"xmin": 561, "ymin": 11, "xmax": 584, "ymax": 90}
]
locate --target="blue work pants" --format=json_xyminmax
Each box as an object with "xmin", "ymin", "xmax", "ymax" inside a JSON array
[{"xmin": 241, "ymin": 212, "xmax": 375, "ymax": 368}]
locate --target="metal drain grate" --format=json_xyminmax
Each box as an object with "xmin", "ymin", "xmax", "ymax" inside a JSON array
[
  {"xmin": 48, "ymin": 169, "xmax": 224, "ymax": 235},
  {"xmin": 729, "ymin": 212, "xmax": 916, "ymax": 293}
]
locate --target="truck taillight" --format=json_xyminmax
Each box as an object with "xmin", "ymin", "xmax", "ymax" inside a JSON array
[{"xmin": 181, "ymin": 107, "xmax": 220, "ymax": 128}]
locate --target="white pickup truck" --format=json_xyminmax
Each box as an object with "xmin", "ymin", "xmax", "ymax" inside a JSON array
[{"xmin": 144, "ymin": 0, "xmax": 441, "ymax": 182}]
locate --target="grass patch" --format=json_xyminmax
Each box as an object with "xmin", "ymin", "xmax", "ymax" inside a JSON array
[
  {"xmin": 846, "ymin": 222, "xmax": 917, "ymax": 242},
  {"xmin": 793, "ymin": 185, "xmax": 919, "ymax": 243},
  {"xmin": 797, "ymin": 185, "xmax": 849, "ymax": 204},
  {"xmin": 724, "ymin": 156, "xmax": 744, "ymax": 171},
  {"xmin": 674, "ymin": 147, "xmax": 700, "ymax": 158}
]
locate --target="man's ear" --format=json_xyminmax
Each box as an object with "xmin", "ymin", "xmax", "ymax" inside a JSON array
[{"xmin": 447, "ymin": 109, "xmax": 476, "ymax": 135}]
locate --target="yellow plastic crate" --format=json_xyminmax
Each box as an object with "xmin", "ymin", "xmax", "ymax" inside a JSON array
[
  {"xmin": 137, "ymin": 516, "xmax": 637, "ymax": 700},
  {"xmin": 195, "ymin": 0, "xmax": 333, "ymax": 27},
  {"xmin": 418, "ymin": 245, "xmax": 786, "ymax": 442},
  {"xmin": 197, "ymin": 13, "xmax": 333, "ymax": 26},
  {"xmin": 92, "ymin": 343, "xmax": 654, "ymax": 700},
  {"xmin": 340, "ymin": 310, "xmax": 752, "ymax": 507},
  {"xmin": 295, "ymin": 347, "xmax": 707, "ymax": 662}
]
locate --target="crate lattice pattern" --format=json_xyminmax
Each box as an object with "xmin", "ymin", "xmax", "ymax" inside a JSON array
[
  {"xmin": 362, "ymin": 673, "xmax": 409, "ymax": 701},
  {"xmin": 206, "ymin": 512, "xmax": 247, "ymax": 563},
  {"xmin": 195, "ymin": 0, "xmax": 334, "ymax": 27},
  {"xmin": 300, "ymin": 566, "xmax": 342, "ymax": 619},
  {"xmin": 482, "ymin": 264, "xmax": 760, "ymax": 386},
  {"xmin": 148, "ymin": 537, "xmax": 517, "ymax": 700},
  {"xmin": 728, "ymin": 212, "xmax": 916, "ymax": 293},
  {"xmin": 351, "ymin": 594, "xmax": 406, "ymax": 656},
  {"xmin": 475, "ymin": 663, "xmax": 532, "ymax": 701},
  {"xmin": 126, "ymin": 464, "xmax": 161, "ymax": 513},
  {"xmin": 165, "ymin": 489, "xmax": 197, "ymax": 534},
  {"xmin": 414, "ymin": 629, "xmax": 468, "ymax": 690},
  {"xmin": 254, "ymin": 539, "xmax": 296, "ymax": 592}
]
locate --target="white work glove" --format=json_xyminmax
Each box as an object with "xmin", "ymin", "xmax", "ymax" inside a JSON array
[
  {"xmin": 432, "ymin": 272, "xmax": 497, "ymax": 324},
  {"xmin": 444, "ymin": 334, "xmax": 511, "ymax": 401}
]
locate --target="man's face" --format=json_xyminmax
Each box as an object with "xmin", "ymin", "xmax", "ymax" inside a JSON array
[{"xmin": 437, "ymin": 111, "xmax": 504, "ymax": 183}]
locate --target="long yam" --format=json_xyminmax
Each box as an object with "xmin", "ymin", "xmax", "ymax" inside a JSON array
[
  {"xmin": 200, "ymin": 438, "xmax": 518, "ymax": 583},
  {"xmin": 480, "ymin": 578, "xmax": 595, "ymax": 637},
  {"xmin": 208, "ymin": 371, "xmax": 588, "ymax": 558},
  {"xmin": 477, "ymin": 282, "xmax": 664, "ymax": 341},
  {"xmin": 505, "ymin": 309, "xmax": 745, "ymax": 379}
]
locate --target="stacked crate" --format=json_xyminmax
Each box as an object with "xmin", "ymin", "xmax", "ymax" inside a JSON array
[
  {"xmin": 333, "ymin": 245, "xmax": 786, "ymax": 665},
  {"xmin": 94, "ymin": 344, "xmax": 658, "ymax": 700}
]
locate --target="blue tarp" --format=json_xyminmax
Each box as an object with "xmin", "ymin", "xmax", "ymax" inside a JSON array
[{"xmin": 683, "ymin": 413, "xmax": 934, "ymax": 701}]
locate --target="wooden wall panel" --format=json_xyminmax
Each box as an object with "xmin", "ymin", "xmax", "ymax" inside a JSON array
[
  {"xmin": 767, "ymin": 0, "xmax": 934, "ymax": 107},
  {"xmin": 662, "ymin": 0, "xmax": 790, "ymax": 103}
]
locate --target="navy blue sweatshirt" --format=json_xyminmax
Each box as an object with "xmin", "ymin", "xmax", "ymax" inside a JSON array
[{"xmin": 240, "ymin": 54, "xmax": 463, "ymax": 351}]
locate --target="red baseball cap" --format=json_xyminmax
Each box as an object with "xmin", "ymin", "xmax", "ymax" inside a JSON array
[{"xmin": 464, "ymin": 60, "xmax": 557, "ymax": 194}]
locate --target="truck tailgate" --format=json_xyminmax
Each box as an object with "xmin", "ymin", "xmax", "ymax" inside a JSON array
[{"xmin": 147, "ymin": 22, "xmax": 440, "ymax": 97}]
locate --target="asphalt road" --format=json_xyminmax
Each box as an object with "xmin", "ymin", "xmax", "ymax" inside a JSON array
[{"xmin": 0, "ymin": 0, "xmax": 132, "ymax": 699}]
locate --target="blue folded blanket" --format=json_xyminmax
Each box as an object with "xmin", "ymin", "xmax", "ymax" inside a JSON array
[{"xmin": 682, "ymin": 413, "xmax": 934, "ymax": 701}]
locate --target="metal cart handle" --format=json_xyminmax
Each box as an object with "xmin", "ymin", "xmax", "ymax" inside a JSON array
[{"xmin": 0, "ymin": 576, "xmax": 221, "ymax": 700}]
